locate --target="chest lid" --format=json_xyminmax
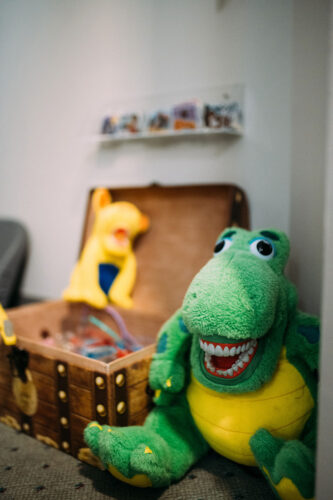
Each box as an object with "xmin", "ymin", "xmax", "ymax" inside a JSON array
[{"xmin": 79, "ymin": 184, "xmax": 249, "ymax": 319}]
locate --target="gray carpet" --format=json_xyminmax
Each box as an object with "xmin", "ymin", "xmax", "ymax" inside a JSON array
[{"xmin": 0, "ymin": 423, "xmax": 275, "ymax": 500}]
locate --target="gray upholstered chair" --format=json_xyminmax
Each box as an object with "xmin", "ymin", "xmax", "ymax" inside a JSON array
[{"xmin": 0, "ymin": 219, "xmax": 28, "ymax": 307}]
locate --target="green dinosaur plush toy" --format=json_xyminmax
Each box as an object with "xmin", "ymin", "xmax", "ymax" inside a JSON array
[{"xmin": 84, "ymin": 228, "xmax": 319, "ymax": 500}]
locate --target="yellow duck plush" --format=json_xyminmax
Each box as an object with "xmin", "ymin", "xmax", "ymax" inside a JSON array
[{"xmin": 63, "ymin": 188, "xmax": 149, "ymax": 309}]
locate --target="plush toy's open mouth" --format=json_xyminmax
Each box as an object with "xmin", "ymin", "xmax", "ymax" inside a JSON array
[{"xmin": 200, "ymin": 338, "xmax": 258, "ymax": 379}]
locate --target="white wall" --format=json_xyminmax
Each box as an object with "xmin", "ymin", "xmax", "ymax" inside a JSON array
[
  {"xmin": 289, "ymin": 0, "xmax": 330, "ymax": 315},
  {"xmin": 316, "ymin": 3, "xmax": 333, "ymax": 496},
  {"xmin": 0, "ymin": 0, "xmax": 295, "ymax": 299}
]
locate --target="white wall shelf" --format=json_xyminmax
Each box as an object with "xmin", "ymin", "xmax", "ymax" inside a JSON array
[
  {"xmin": 97, "ymin": 84, "xmax": 244, "ymax": 144},
  {"xmin": 95, "ymin": 125, "xmax": 242, "ymax": 144}
]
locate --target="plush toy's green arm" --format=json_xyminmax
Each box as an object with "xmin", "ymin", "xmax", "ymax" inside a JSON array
[
  {"xmin": 149, "ymin": 309, "xmax": 192, "ymax": 394},
  {"xmin": 285, "ymin": 311, "xmax": 319, "ymax": 400}
]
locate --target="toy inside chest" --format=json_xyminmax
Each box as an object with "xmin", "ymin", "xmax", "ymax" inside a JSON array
[{"xmin": 0, "ymin": 184, "xmax": 249, "ymax": 463}]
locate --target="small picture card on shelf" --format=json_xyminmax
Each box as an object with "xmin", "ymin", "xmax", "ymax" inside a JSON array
[
  {"xmin": 172, "ymin": 101, "xmax": 200, "ymax": 131},
  {"xmin": 203, "ymin": 102, "xmax": 243, "ymax": 133},
  {"xmin": 117, "ymin": 113, "xmax": 144, "ymax": 135},
  {"xmin": 101, "ymin": 116, "xmax": 119, "ymax": 135},
  {"xmin": 146, "ymin": 110, "xmax": 171, "ymax": 132}
]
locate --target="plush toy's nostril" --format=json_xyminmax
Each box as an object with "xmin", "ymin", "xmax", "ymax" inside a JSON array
[{"xmin": 191, "ymin": 293, "xmax": 197, "ymax": 299}]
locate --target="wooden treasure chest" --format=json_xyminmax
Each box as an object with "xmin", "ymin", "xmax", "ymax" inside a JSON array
[{"xmin": 0, "ymin": 184, "xmax": 249, "ymax": 467}]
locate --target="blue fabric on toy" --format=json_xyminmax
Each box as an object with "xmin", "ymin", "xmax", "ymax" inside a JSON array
[
  {"xmin": 99, "ymin": 264, "xmax": 119, "ymax": 295},
  {"xmin": 298, "ymin": 325, "xmax": 320, "ymax": 344},
  {"xmin": 178, "ymin": 317, "xmax": 190, "ymax": 334},
  {"xmin": 157, "ymin": 332, "xmax": 168, "ymax": 354}
]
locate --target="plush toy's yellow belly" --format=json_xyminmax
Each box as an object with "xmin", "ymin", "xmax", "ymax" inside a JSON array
[{"xmin": 186, "ymin": 348, "xmax": 314, "ymax": 466}]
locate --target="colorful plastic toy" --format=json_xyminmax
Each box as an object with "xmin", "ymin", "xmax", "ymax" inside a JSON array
[
  {"xmin": 63, "ymin": 188, "xmax": 149, "ymax": 309},
  {"xmin": 85, "ymin": 228, "xmax": 319, "ymax": 499}
]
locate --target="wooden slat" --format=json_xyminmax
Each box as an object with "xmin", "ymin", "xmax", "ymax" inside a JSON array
[
  {"xmin": 0, "ymin": 385, "xmax": 19, "ymax": 414},
  {"xmin": 68, "ymin": 364, "xmax": 93, "ymax": 389},
  {"xmin": 30, "ymin": 370, "xmax": 56, "ymax": 406},
  {"xmin": 127, "ymin": 379, "xmax": 151, "ymax": 415},
  {"xmin": 70, "ymin": 413, "xmax": 90, "ymax": 446},
  {"xmin": 129, "ymin": 407, "xmax": 150, "ymax": 426},
  {"xmin": 33, "ymin": 400, "xmax": 59, "ymax": 429},
  {"xmin": 0, "ymin": 370, "xmax": 11, "ymax": 388},
  {"xmin": 29, "ymin": 352, "xmax": 55, "ymax": 377},
  {"xmin": 0, "ymin": 345, "xmax": 12, "ymax": 375},
  {"xmin": 69, "ymin": 385, "xmax": 93, "ymax": 420},
  {"xmin": 33, "ymin": 421, "xmax": 60, "ymax": 449},
  {"xmin": 125, "ymin": 356, "xmax": 152, "ymax": 387}
]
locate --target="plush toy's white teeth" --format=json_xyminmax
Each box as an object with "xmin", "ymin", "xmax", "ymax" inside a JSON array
[
  {"xmin": 199, "ymin": 339, "xmax": 256, "ymax": 357},
  {"xmin": 201, "ymin": 338, "xmax": 258, "ymax": 379}
]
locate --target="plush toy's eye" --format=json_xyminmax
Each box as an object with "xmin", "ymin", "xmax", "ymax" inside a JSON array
[
  {"xmin": 214, "ymin": 238, "xmax": 232, "ymax": 255},
  {"xmin": 249, "ymin": 238, "xmax": 275, "ymax": 260}
]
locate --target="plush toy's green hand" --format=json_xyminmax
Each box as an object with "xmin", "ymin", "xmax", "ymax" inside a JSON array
[
  {"xmin": 148, "ymin": 309, "xmax": 192, "ymax": 395},
  {"xmin": 149, "ymin": 359, "xmax": 186, "ymax": 393}
]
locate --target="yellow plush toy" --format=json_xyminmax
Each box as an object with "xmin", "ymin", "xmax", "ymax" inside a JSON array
[{"xmin": 63, "ymin": 188, "xmax": 149, "ymax": 309}]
